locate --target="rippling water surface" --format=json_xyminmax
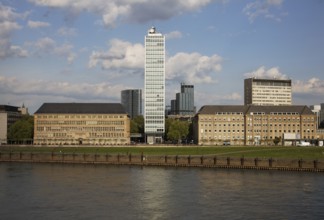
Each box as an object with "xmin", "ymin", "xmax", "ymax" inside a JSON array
[{"xmin": 0, "ymin": 163, "xmax": 324, "ymax": 219}]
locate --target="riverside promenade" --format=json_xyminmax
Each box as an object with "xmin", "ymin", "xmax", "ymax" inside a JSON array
[{"xmin": 1, "ymin": 151, "xmax": 323, "ymax": 172}]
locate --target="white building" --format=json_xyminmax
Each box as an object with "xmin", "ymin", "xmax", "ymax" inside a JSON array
[
  {"xmin": 144, "ymin": 27, "xmax": 165, "ymax": 144},
  {"xmin": 244, "ymin": 78, "xmax": 292, "ymax": 106}
]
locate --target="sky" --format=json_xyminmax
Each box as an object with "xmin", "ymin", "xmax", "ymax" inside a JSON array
[{"xmin": 0, "ymin": 0, "xmax": 324, "ymax": 114}]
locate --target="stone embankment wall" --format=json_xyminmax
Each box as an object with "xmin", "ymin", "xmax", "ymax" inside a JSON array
[{"xmin": 0, "ymin": 152, "xmax": 323, "ymax": 172}]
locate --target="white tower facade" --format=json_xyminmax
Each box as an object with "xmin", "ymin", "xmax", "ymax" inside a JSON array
[{"xmin": 144, "ymin": 27, "xmax": 165, "ymax": 144}]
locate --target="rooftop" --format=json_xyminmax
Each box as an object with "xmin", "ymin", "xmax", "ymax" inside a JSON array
[
  {"xmin": 197, "ymin": 105, "xmax": 314, "ymax": 115},
  {"xmin": 35, "ymin": 103, "xmax": 127, "ymax": 114}
]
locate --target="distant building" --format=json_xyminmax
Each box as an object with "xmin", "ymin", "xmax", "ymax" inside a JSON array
[
  {"xmin": 34, "ymin": 103, "xmax": 130, "ymax": 145},
  {"xmin": 0, "ymin": 104, "xmax": 28, "ymax": 144},
  {"xmin": 310, "ymin": 105, "xmax": 321, "ymax": 128},
  {"xmin": 144, "ymin": 27, "xmax": 165, "ymax": 144},
  {"xmin": 244, "ymin": 78, "xmax": 292, "ymax": 106},
  {"xmin": 170, "ymin": 100, "xmax": 177, "ymax": 115},
  {"xmin": 193, "ymin": 105, "xmax": 316, "ymax": 146},
  {"xmin": 170, "ymin": 83, "xmax": 195, "ymax": 116},
  {"xmin": 320, "ymin": 103, "xmax": 324, "ymax": 128},
  {"xmin": 121, "ymin": 89, "xmax": 142, "ymax": 119}
]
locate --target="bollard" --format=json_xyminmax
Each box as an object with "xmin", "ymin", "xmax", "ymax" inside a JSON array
[
  {"xmin": 240, "ymin": 157, "xmax": 245, "ymax": 166},
  {"xmin": 201, "ymin": 156, "xmax": 204, "ymax": 165},
  {"xmin": 298, "ymin": 159, "xmax": 303, "ymax": 168},
  {"xmin": 129, "ymin": 153, "xmax": 132, "ymax": 162},
  {"xmin": 51, "ymin": 151, "xmax": 54, "ymax": 160},
  {"xmin": 314, "ymin": 160, "xmax": 318, "ymax": 169},
  {"xmin": 269, "ymin": 158, "xmax": 273, "ymax": 168},
  {"xmin": 175, "ymin": 155, "xmax": 178, "ymax": 164},
  {"xmin": 188, "ymin": 155, "xmax": 191, "ymax": 164},
  {"xmin": 106, "ymin": 153, "xmax": 109, "ymax": 162},
  {"xmin": 141, "ymin": 153, "xmax": 143, "ymax": 162},
  {"xmin": 214, "ymin": 156, "xmax": 217, "ymax": 165},
  {"xmin": 254, "ymin": 158, "xmax": 259, "ymax": 167},
  {"xmin": 227, "ymin": 157, "xmax": 230, "ymax": 166}
]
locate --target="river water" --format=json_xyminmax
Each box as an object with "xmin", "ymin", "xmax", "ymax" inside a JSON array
[{"xmin": 0, "ymin": 162, "xmax": 323, "ymax": 220}]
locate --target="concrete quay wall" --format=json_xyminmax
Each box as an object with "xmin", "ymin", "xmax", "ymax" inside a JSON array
[{"xmin": 0, "ymin": 152, "xmax": 323, "ymax": 172}]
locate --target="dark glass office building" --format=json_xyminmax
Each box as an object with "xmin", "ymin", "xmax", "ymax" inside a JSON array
[{"xmin": 121, "ymin": 89, "xmax": 142, "ymax": 119}]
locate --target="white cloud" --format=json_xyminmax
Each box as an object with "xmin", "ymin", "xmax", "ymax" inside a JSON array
[
  {"xmin": 167, "ymin": 52, "xmax": 222, "ymax": 84},
  {"xmin": 165, "ymin": 31, "xmax": 183, "ymax": 40},
  {"xmin": 0, "ymin": 75, "xmax": 132, "ymax": 113},
  {"xmin": 293, "ymin": 78, "xmax": 324, "ymax": 95},
  {"xmin": 34, "ymin": 37, "xmax": 56, "ymax": 51},
  {"xmin": 0, "ymin": 75, "xmax": 125, "ymax": 102},
  {"xmin": 88, "ymin": 39, "xmax": 144, "ymax": 69},
  {"xmin": 0, "ymin": 4, "xmax": 29, "ymax": 59},
  {"xmin": 244, "ymin": 66, "xmax": 288, "ymax": 79},
  {"xmin": 89, "ymin": 39, "xmax": 223, "ymax": 84},
  {"xmin": 57, "ymin": 27, "xmax": 77, "ymax": 37},
  {"xmin": 28, "ymin": 37, "xmax": 76, "ymax": 63},
  {"xmin": 27, "ymin": 20, "xmax": 50, "ymax": 28},
  {"xmin": 243, "ymin": 0, "xmax": 284, "ymax": 23},
  {"xmin": 29, "ymin": 0, "xmax": 214, "ymax": 28}
]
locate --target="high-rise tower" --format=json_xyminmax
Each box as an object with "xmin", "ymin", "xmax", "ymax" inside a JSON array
[{"xmin": 144, "ymin": 27, "xmax": 165, "ymax": 144}]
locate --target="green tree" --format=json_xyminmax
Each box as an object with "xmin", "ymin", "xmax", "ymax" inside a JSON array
[
  {"xmin": 166, "ymin": 119, "xmax": 189, "ymax": 143},
  {"xmin": 130, "ymin": 115, "xmax": 144, "ymax": 133},
  {"xmin": 8, "ymin": 115, "xmax": 34, "ymax": 142}
]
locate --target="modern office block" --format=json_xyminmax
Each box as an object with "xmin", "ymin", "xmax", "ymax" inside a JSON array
[
  {"xmin": 244, "ymin": 78, "xmax": 292, "ymax": 106},
  {"xmin": 121, "ymin": 89, "xmax": 142, "ymax": 119},
  {"xmin": 144, "ymin": 27, "xmax": 165, "ymax": 144},
  {"xmin": 177, "ymin": 83, "xmax": 194, "ymax": 115},
  {"xmin": 170, "ymin": 83, "xmax": 195, "ymax": 116}
]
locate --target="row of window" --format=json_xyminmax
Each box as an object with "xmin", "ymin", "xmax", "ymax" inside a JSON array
[
  {"xmin": 37, "ymin": 120, "xmax": 125, "ymax": 125},
  {"xmin": 89, "ymin": 133, "xmax": 125, "ymax": 138},
  {"xmin": 201, "ymin": 123, "xmax": 314, "ymax": 128},
  {"xmin": 36, "ymin": 126, "xmax": 125, "ymax": 132},
  {"xmin": 202, "ymin": 129, "xmax": 314, "ymax": 134}
]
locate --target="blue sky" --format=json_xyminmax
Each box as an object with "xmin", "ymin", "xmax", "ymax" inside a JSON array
[{"xmin": 0, "ymin": 0, "xmax": 323, "ymax": 114}]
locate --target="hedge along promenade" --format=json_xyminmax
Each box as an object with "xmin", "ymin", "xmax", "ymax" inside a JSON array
[{"xmin": 1, "ymin": 145, "xmax": 324, "ymax": 172}]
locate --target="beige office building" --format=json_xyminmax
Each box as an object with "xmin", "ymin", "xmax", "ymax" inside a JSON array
[
  {"xmin": 244, "ymin": 78, "xmax": 292, "ymax": 106},
  {"xmin": 34, "ymin": 103, "xmax": 130, "ymax": 145},
  {"xmin": 193, "ymin": 105, "xmax": 316, "ymax": 146}
]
